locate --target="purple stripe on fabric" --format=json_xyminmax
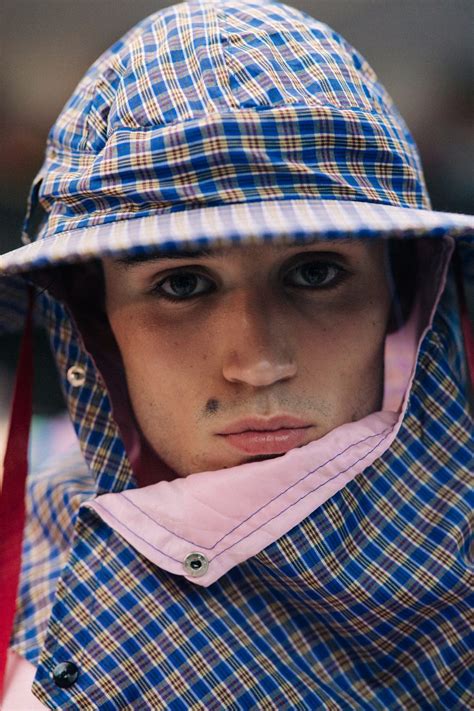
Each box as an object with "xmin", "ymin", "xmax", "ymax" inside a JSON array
[
  {"xmin": 118, "ymin": 427, "xmax": 392, "ymax": 550},
  {"xmin": 90, "ymin": 427, "xmax": 393, "ymax": 564},
  {"xmin": 89, "ymin": 499, "xmax": 184, "ymax": 565}
]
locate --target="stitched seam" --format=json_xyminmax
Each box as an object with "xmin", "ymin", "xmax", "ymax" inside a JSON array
[
  {"xmin": 88, "ymin": 427, "xmax": 393, "ymax": 563},
  {"xmin": 213, "ymin": 428, "xmax": 393, "ymax": 562},
  {"xmin": 90, "ymin": 500, "xmax": 183, "ymax": 566},
  {"xmin": 119, "ymin": 426, "xmax": 392, "ymax": 548}
]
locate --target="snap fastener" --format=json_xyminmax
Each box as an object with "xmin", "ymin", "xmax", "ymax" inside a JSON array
[
  {"xmin": 51, "ymin": 661, "xmax": 79, "ymax": 689},
  {"xmin": 183, "ymin": 552, "xmax": 209, "ymax": 577},
  {"xmin": 66, "ymin": 365, "xmax": 86, "ymax": 387}
]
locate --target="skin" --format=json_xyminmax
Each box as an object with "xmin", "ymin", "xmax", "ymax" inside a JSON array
[{"xmin": 102, "ymin": 239, "xmax": 392, "ymax": 477}]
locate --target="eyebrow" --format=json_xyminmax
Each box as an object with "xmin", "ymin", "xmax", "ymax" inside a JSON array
[
  {"xmin": 112, "ymin": 237, "xmax": 357, "ymax": 268},
  {"xmin": 114, "ymin": 247, "xmax": 230, "ymax": 267}
]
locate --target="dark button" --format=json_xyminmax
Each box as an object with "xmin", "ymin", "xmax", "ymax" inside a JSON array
[{"xmin": 51, "ymin": 661, "xmax": 79, "ymax": 689}]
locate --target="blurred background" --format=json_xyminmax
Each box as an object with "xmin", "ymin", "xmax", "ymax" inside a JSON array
[{"xmin": 1, "ymin": 0, "xmax": 473, "ymax": 471}]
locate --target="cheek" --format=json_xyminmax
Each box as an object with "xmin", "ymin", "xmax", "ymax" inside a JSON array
[
  {"xmin": 297, "ymin": 293, "xmax": 389, "ymax": 411},
  {"xmin": 111, "ymin": 309, "xmax": 212, "ymax": 414},
  {"xmin": 302, "ymin": 290, "xmax": 389, "ymax": 353}
]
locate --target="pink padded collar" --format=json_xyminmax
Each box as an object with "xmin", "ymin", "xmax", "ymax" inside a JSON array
[{"xmin": 87, "ymin": 409, "xmax": 398, "ymax": 586}]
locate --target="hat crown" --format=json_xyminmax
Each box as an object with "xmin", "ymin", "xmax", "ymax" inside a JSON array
[
  {"xmin": 52, "ymin": 0, "xmax": 398, "ymax": 152},
  {"xmin": 24, "ymin": 0, "xmax": 431, "ymax": 245}
]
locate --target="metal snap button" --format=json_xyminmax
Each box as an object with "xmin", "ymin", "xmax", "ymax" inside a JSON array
[
  {"xmin": 66, "ymin": 365, "xmax": 86, "ymax": 387},
  {"xmin": 51, "ymin": 661, "xmax": 79, "ymax": 689},
  {"xmin": 183, "ymin": 552, "xmax": 209, "ymax": 577}
]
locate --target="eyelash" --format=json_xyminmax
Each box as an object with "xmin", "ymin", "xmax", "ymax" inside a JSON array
[{"xmin": 150, "ymin": 261, "xmax": 348, "ymax": 302}]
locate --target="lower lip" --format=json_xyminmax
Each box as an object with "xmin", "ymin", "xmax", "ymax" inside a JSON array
[{"xmin": 219, "ymin": 428, "xmax": 312, "ymax": 455}]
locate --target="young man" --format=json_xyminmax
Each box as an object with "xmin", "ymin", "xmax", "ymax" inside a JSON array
[{"xmin": 0, "ymin": 1, "xmax": 472, "ymax": 707}]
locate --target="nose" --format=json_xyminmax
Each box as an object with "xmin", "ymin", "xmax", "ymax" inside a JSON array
[{"xmin": 221, "ymin": 290, "xmax": 297, "ymax": 388}]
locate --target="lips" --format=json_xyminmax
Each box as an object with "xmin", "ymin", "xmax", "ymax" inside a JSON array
[
  {"xmin": 218, "ymin": 415, "xmax": 312, "ymax": 435},
  {"xmin": 217, "ymin": 416, "xmax": 313, "ymax": 455}
]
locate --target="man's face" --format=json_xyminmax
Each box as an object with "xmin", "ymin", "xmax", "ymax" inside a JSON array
[{"xmin": 103, "ymin": 239, "xmax": 392, "ymax": 476}]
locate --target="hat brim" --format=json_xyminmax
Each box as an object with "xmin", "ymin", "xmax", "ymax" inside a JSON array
[{"xmin": 1, "ymin": 199, "xmax": 473, "ymax": 275}]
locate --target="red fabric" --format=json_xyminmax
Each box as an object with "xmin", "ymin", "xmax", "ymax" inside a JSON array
[
  {"xmin": 454, "ymin": 250, "xmax": 474, "ymax": 395},
  {"xmin": 460, "ymin": 301, "xmax": 474, "ymax": 385},
  {"xmin": 0, "ymin": 288, "xmax": 34, "ymax": 697}
]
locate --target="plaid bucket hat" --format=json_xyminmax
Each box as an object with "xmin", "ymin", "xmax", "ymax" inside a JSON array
[{"xmin": 1, "ymin": 0, "xmax": 473, "ymax": 276}]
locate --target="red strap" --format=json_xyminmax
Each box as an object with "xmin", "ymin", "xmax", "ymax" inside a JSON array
[
  {"xmin": 0, "ymin": 288, "xmax": 34, "ymax": 696},
  {"xmin": 460, "ymin": 298, "xmax": 474, "ymax": 385},
  {"xmin": 454, "ymin": 249, "xmax": 474, "ymax": 399}
]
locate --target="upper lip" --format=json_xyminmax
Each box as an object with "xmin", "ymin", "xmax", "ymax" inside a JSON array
[{"xmin": 217, "ymin": 415, "xmax": 312, "ymax": 435}]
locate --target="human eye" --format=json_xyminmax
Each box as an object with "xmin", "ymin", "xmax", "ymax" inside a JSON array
[
  {"xmin": 150, "ymin": 270, "xmax": 215, "ymax": 301},
  {"xmin": 284, "ymin": 258, "xmax": 347, "ymax": 290}
]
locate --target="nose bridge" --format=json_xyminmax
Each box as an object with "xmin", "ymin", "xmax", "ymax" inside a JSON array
[{"xmin": 221, "ymin": 287, "xmax": 297, "ymax": 387}]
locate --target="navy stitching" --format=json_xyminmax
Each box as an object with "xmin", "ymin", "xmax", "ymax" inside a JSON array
[
  {"xmin": 212, "ymin": 428, "xmax": 393, "ymax": 563},
  {"xmin": 89, "ymin": 500, "xmax": 183, "ymax": 566},
  {"xmin": 88, "ymin": 427, "xmax": 393, "ymax": 567}
]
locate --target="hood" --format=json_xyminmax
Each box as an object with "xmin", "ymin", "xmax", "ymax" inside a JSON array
[{"xmin": 0, "ymin": 0, "xmax": 471, "ymax": 553}]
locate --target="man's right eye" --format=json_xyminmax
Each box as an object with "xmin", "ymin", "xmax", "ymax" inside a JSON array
[{"xmin": 152, "ymin": 272, "xmax": 214, "ymax": 301}]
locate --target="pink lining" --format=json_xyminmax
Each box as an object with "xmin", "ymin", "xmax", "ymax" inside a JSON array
[
  {"xmin": 383, "ymin": 302, "xmax": 419, "ymax": 412},
  {"xmin": 88, "ymin": 414, "xmax": 397, "ymax": 586},
  {"xmin": 1, "ymin": 652, "xmax": 42, "ymax": 710}
]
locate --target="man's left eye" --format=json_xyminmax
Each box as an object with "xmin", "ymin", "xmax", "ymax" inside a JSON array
[{"xmin": 285, "ymin": 262, "xmax": 342, "ymax": 288}]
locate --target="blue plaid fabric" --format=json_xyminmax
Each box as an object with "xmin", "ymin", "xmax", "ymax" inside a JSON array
[{"xmin": 3, "ymin": 0, "xmax": 473, "ymax": 708}]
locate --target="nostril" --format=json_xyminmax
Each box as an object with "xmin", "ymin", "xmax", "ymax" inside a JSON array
[{"xmin": 223, "ymin": 358, "xmax": 297, "ymax": 387}]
